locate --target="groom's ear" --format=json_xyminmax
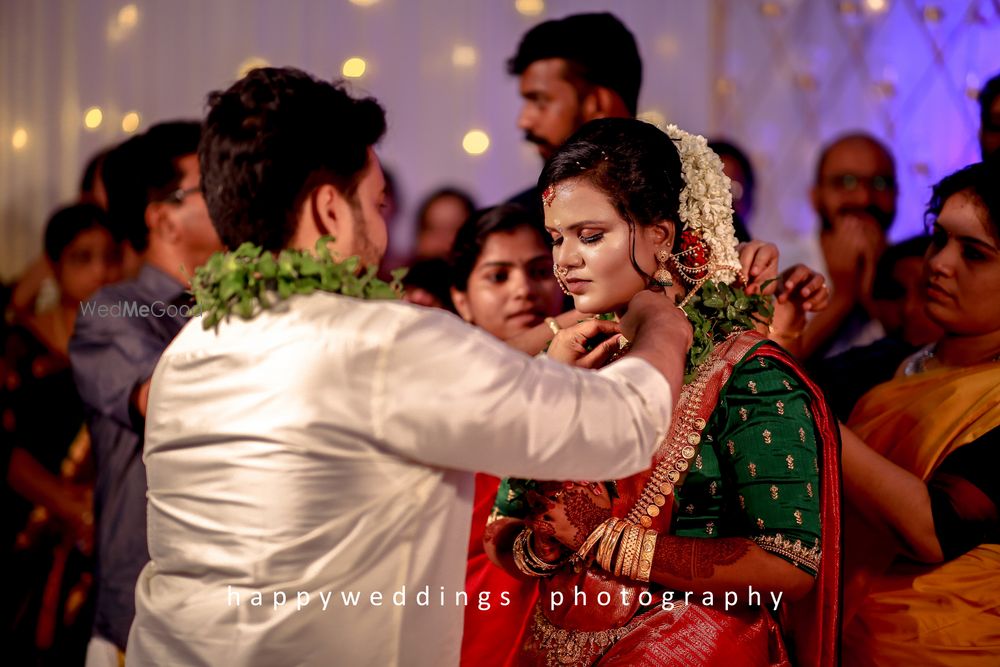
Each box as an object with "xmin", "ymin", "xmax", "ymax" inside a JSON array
[{"xmin": 309, "ymin": 183, "xmax": 345, "ymax": 239}]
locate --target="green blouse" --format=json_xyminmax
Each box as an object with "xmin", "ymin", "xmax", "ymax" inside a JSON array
[{"xmin": 493, "ymin": 343, "xmax": 823, "ymax": 576}]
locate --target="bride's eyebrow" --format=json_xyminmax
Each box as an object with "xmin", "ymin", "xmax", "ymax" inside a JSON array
[{"xmin": 544, "ymin": 220, "xmax": 608, "ymax": 233}]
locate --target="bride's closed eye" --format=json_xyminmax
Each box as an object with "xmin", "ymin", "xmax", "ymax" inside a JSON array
[{"xmin": 580, "ymin": 232, "xmax": 603, "ymax": 244}]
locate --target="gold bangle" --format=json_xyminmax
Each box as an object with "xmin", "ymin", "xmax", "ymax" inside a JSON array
[
  {"xmin": 545, "ymin": 317, "xmax": 561, "ymax": 336},
  {"xmin": 615, "ymin": 523, "xmax": 639, "ymax": 577},
  {"xmin": 595, "ymin": 519, "xmax": 621, "ymax": 571},
  {"xmin": 576, "ymin": 517, "xmax": 614, "ymax": 562},
  {"xmin": 625, "ymin": 525, "xmax": 643, "ymax": 579},
  {"xmin": 636, "ymin": 529, "xmax": 658, "ymax": 582},
  {"xmin": 628, "ymin": 526, "xmax": 645, "ymax": 580},
  {"xmin": 600, "ymin": 520, "xmax": 629, "ymax": 573},
  {"xmin": 513, "ymin": 528, "xmax": 557, "ymax": 577},
  {"xmin": 523, "ymin": 528, "xmax": 562, "ymax": 571}
]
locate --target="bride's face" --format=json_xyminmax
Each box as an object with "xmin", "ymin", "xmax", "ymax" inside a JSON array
[{"xmin": 545, "ymin": 178, "xmax": 672, "ymax": 314}]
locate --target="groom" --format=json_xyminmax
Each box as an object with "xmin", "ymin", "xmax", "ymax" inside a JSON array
[{"xmin": 125, "ymin": 68, "xmax": 692, "ymax": 666}]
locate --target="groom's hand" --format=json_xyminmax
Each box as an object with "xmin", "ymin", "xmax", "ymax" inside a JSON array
[{"xmin": 620, "ymin": 290, "xmax": 692, "ymax": 408}]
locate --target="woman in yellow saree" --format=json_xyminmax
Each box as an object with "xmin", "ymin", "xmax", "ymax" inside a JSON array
[{"xmin": 841, "ymin": 160, "xmax": 1000, "ymax": 665}]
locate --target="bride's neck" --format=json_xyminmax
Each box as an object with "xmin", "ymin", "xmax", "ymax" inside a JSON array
[{"xmin": 935, "ymin": 328, "xmax": 1000, "ymax": 367}]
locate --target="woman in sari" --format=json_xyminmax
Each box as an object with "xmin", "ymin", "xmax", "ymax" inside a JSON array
[
  {"xmin": 841, "ymin": 161, "xmax": 1000, "ymax": 665},
  {"xmin": 485, "ymin": 118, "xmax": 841, "ymax": 666},
  {"xmin": 448, "ymin": 204, "xmax": 574, "ymax": 666},
  {"xmin": 3, "ymin": 203, "xmax": 121, "ymax": 665},
  {"xmin": 451, "ymin": 204, "xmax": 799, "ymax": 665}
]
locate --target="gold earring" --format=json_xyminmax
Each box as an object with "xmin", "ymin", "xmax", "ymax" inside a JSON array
[
  {"xmin": 553, "ymin": 264, "xmax": 571, "ymax": 296},
  {"xmin": 653, "ymin": 249, "xmax": 673, "ymax": 287}
]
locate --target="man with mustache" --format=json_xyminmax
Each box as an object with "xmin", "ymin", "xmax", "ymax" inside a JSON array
[
  {"xmin": 506, "ymin": 12, "xmax": 640, "ymax": 210},
  {"xmin": 799, "ymin": 132, "xmax": 899, "ymax": 360}
]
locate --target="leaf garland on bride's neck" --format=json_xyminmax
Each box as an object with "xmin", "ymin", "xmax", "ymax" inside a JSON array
[
  {"xmin": 190, "ymin": 236, "xmax": 405, "ymax": 330},
  {"xmin": 603, "ymin": 280, "xmax": 773, "ymax": 383},
  {"xmin": 679, "ymin": 279, "xmax": 772, "ymax": 382}
]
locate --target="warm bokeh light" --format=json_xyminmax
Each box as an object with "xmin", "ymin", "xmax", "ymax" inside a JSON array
[
  {"xmin": 923, "ymin": 4, "xmax": 943, "ymax": 23},
  {"xmin": 118, "ymin": 4, "xmax": 139, "ymax": 28},
  {"xmin": 11, "ymin": 128, "xmax": 28, "ymax": 151},
  {"xmin": 864, "ymin": 0, "xmax": 889, "ymax": 13},
  {"xmin": 637, "ymin": 110, "xmax": 667, "ymax": 130},
  {"xmin": 342, "ymin": 57, "xmax": 367, "ymax": 78},
  {"xmin": 452, "ymin": 45, "xmax": 477, "ymax": 68},
  {"xmin": 84, "ymin": 107, "xmax": 104, "ymax": 130},
  {"xmin": 122, "ymin": 111, "xmax": 141, "ymax": 133},
  {"xmin": 462, "ymin": 130, "xmax": 490, "ymax": 155},
  {"xmin": 237, "ymin": 56, "xmax": 271, "ymax": 78},
  {"xmin": 349, "ymin": 0, "xmax": 379, "ymax": 6},
  {"xmin": 515, "ymin": 0, "xmax": 544, "ymax": 17}
]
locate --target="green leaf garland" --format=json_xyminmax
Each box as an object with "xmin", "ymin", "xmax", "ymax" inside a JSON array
[{"xmin": 190, "ymin": 236, "xmax": 405, "ymax": 330}]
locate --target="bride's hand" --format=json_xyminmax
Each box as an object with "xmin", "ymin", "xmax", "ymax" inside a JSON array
[
  {"xmin": 547, "ymin": 319, "xmax": 623, "ymax": 368},
  {"xmin": 526, "ymin": 482, "xmax": 613, "ymax": 552}
]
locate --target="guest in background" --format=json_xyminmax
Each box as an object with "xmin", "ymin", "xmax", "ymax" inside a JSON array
[
  {"xmin": 8, "ymin": 147, "xmax": 118, "ymax": 319},
  {"xmin": 811, "ymin": 236, "xmax": 943, "ymax": 421},
  {"xmin": 400, "ymin": 257, "xmax": 454, "ymax": 310},
  {"xmin": 709, "ymin": 139, "xmax": 755, "ymax": 242},
  {"xmin": 799, "ymin": 133, "xmax": 898, "ymax": 360},
  {"xmin": 506, "ymin": 12, "xmax": 641, "ymax": 210},
  {"xmin": 413, "ymin": 187, "xmax": 476, "ymax": 260},
  {"xmin": 3, "ymin": 203, "xmax": 121, "ymax": 666},
  {"xmin": 979, "ymin": 71, "xmax": 1000, "ymax": 161},
  {"xmin": 70, "ymin": 121, "xmax": 221, "ymax": 667},
  {"xmin": 448, "ymin": 203, "xmax": 575, "ymax": 666},
  {"xmin": 841, "ymin": 161, "xmax": 1000, "ymax": 665}
]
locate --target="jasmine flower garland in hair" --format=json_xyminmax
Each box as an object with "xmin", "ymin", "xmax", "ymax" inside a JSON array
[{"xmin": 191, "ymin": 236, "xmax": 405, "ymax": 330}]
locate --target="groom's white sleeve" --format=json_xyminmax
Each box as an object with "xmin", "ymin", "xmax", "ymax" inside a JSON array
[{"xmin": 371, "ymin": 308, "xmax": 672, "ymax": 480}]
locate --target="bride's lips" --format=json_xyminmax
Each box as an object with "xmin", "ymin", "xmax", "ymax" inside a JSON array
[{"xmin": 565, "ymin": 278, "xmax": 590, "ymax": 295}]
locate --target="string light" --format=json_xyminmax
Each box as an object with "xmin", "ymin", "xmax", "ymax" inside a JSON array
[
  {"xmin": 452, "ymin": 45, "xmax": 477, "ymax": 68},
  {"xmin": 11, "ymin": 128, "xmax": 28, "ymax": 151},
  {"xmin": 515, "ymin": 0, "xmax": 544, "ymax": 17},
  {"xmin": 760, "ymin": 2, "xmax": 784, "ymax": 18},
  {"xmin": 462, "ymin": 130, "xmax": 490, "ymax": 155},
  {"xmin": 237, "ymin": 56, "xmax": 270, "ymax": 78},
  {"xmin": 342, "ymin": 57, "xmax": 367, "ymax": 78},
  {"xmin": 923, "ymin": 4, "xmax": 943, "ymax": 23},
  {"xmin": 84, "ymin": 107, "xmax": 104, "ymax": 130},
  {"xmin": 118, "ymin": 4, "xmax": 139, "ymax": 28},
  {"xmin": 122, "ymin": 111, "xmax": 141, "ymax": 133}
]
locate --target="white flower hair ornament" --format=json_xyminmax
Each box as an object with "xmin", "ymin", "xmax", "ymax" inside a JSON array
[{"xmin": 663, "ymin": 124, "xmax": 744, "ymax": 299}]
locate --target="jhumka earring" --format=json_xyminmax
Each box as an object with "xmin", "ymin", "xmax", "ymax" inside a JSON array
[
  {"xmin": 653, "ymin": 249, "xmax": 674, "ymax": 287},
  {"xmin": 553, "ymin": 264, "xmax": 571, "ymax": 296}
]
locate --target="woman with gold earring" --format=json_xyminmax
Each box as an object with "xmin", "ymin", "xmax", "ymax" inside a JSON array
[{"xmin": 484, "ymin": 119, "xmax": 841, "ymax": 666}]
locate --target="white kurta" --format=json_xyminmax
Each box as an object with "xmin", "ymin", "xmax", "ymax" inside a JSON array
[{"xmin": 126, "ymin": 293, "xmax": 672, "ymax": 667}]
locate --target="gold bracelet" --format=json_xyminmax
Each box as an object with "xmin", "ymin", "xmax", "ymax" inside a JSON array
[
  {"xmin": 595, "ymin": 519, "xmax": 621, "ymax": 571},
  {"xmin": 523, "ymin": 528, "xmax": 562, "ymax": 572},
  {"xmin": 636, "ymin": 529, "xmax": 658, "ymax": 582},
  {"xmin": 513, "ymin": 528, "xmax": 557, "ymax": 577},
  {"xmin": 614, "ymin": 523, "xmax": 639, "ymax": 577},
  {"xmin": 545, "ymin": 317, "xmax": 561, "ymax": 336},
  {"xmin": 625, "ymin": 524, "xmax": 643, "ymax": 579},
  {"xmin": 600, "ymin": 520, "xmax": 629, "ymax": 572},
  {"xmin": 575, "ymin": 517, "xmax": 614, "ymax": 562}
]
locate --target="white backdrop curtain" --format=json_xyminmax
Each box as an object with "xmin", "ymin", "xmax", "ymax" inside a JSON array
[{"xmin": 2, "ymin": 0, "xmax": 998, "ymax": 280}]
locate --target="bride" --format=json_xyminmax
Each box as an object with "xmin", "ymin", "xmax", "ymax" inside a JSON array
[{"xmin": 485, "ymin": 118, "xmax": 841, "ymax": 666}]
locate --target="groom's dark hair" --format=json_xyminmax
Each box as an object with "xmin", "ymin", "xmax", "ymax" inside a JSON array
[{"xmin": 200, "ymin": 67, "xmax": 386, "ymax": 250}]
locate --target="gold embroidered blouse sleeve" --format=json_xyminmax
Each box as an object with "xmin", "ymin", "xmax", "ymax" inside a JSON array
[{"xmin": 713, "ymin": 354, "xmax": 823, "ymax": 575}]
